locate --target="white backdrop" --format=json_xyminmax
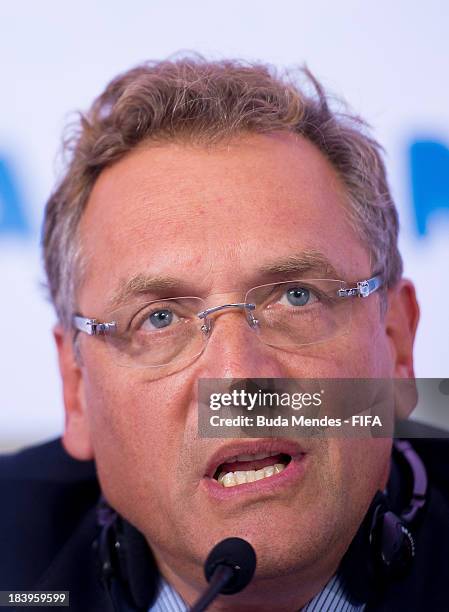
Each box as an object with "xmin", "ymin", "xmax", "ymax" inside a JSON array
[{"xmin": 1, "ymin": 1, "xmax": 448, "ymax": 451}]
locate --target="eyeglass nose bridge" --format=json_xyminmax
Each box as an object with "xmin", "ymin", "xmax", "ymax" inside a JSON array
[{"xmin": 197, "ymin": 302, "xmax": 258, "ymax": 334}]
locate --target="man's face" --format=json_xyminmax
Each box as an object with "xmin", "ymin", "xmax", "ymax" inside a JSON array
[{"xmin": 59, "ymin": 133, "xmax": 415, "ymax": 591}]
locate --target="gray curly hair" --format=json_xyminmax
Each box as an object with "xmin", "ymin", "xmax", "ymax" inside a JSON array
[{"xmin": 42, "ymin": 57, "xmax": 402, "ymax": 328}]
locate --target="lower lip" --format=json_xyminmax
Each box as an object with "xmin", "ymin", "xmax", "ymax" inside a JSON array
[{"xmin": 201, "ymin": 454, "xmax": 308, "ymax": 501}]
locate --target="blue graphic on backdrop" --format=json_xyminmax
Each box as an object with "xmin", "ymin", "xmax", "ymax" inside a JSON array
[
  {"xmin": 410, "ymin": 140, "xmax": 449, "ymax": 236},
  {"xmin": 0, "ymin": 156, "xmax": 29, "ymax": 236}
]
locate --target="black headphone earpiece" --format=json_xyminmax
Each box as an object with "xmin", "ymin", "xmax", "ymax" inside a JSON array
[
  {"xmin": 369, "ymin": 439, "xmax": 427, "ymax": 580},
  {"xmin": 95, "ymin": 500, "xmax": 157, "ymax": 611},
  {"xmin": 369, "ymin": 491, "xmax": 416, "ymax": 579},
  {"xmin": 340, "ymin": 439, "xmax": 428, "ymax": 604}
]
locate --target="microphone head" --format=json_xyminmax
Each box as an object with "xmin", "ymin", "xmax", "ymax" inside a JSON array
[{"xmin": 204, "ymin": 537, "xmax": 257, "ymax": 595}]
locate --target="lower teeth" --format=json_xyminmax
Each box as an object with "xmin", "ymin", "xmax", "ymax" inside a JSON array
[{"xmin": 218, "ymin": 463, "xmax": 286, "ymax": 487}]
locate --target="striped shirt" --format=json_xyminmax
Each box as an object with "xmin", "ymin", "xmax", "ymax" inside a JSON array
[{"xmin": 149, "ymin": 572, "xmax": 365, "ymax": 611}]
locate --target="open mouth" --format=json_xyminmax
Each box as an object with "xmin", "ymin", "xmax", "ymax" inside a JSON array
[
  {"xmin": 203, "ymin": 440, "xmax": 306, "ymax": 497},
  {"xmin": 213, "ymin": 452, "xmax": 292, "ymax": 488}
]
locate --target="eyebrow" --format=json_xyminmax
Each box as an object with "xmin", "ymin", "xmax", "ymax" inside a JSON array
[
  {"xmin": 107, "ymin": 251, "xmax": 341, "ymax": 310},
  {"xmin": 107, "ymin": 274, "xmax": 192, "ymax": 310},
  {"xmin": 258, "ymin": 251, "xmax": 340, "ymax": 280}
]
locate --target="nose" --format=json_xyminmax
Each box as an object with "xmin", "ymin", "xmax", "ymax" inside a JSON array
[{"xmin": 196, "ymin": 308, "xmax": 288, "ymax": 380}]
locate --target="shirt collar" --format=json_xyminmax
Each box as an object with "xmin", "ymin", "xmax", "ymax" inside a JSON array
[{"xmin": 149, "ymin": 571, "xmax": 365, "ymax": 612}]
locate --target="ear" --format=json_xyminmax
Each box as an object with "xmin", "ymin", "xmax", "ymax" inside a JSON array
[
  {"xmin": 385, "ymin": 279, "xmax": 420, "ymax": 418},
  {"xmin": 54, "ymin": 324, "xmax": 94, "ymax": 460}
]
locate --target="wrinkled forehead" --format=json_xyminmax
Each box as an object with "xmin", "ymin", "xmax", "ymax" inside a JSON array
[{"xmin": 77, "ymin": 133, "xmax": 370, "ymax": 311}]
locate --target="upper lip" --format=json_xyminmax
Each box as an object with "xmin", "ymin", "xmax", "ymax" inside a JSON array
[{"xmin": 204, "ymin": 439, "xmax": 307, "ymax": 478}]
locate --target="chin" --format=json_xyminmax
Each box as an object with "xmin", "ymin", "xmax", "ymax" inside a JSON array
[{"xmin": 197, "ymin": 511, "xmax": 338, "ymax": 580}]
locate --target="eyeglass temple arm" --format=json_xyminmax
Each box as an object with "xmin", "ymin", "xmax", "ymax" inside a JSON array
[
  {"xmin": 73, "ymin": 315, "xmax": 117, "ymax": 336},
  {"xmin": 337, "ymin": 275, "xmax": 382, "ymax": 298}
]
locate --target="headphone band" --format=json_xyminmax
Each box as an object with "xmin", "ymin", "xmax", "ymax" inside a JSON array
[{"xmin": 393, "ymin": 439, "xmax": 428, "ymax": 523}]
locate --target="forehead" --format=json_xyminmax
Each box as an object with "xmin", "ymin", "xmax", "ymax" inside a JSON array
[{"xmin": 78, "ymin": 132, "xmax": 370, "ymax": 310}]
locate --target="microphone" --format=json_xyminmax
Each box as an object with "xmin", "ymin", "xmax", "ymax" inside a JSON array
[{"xmin": 190, "ymin": 537, "xmax": 257, "ymax": 612}]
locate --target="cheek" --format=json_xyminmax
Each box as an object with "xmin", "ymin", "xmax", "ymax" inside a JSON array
[
  {"xmin": 343, "ymin": 300, "xmax": 392, "ymax": 376},
  {"xmin": 329, "ymin": 438, "xmax": 392, "ymax": 518},
  {"xmin": 81, "ymin": 371, "xmax": 166, "ymax": 498},
  {"xmin": 78, "ymin": 355, "xmax": 200, "ymax": 528}
]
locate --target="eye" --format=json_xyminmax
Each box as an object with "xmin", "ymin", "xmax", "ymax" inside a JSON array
[
  {"xmin": 278, "ymin": 286, "xmax": 317, "ymax": 307},
  {"xmin": 141, "ymin": 308, "xmax": 179, "ymax": 330}
]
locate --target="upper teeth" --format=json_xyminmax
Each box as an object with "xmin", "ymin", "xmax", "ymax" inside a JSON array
[
  {"xmin": 231, "ymin": 452, "xmax": 280, "ymax": 462},
  {"xmin": 218, "ymin": 463, "xmax": 286, "ymax": 487}
]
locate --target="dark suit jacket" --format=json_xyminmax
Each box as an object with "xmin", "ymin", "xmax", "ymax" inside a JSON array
[{"xmin": 1, "ymin": 430, "xmax": 449, "ymax": 611}]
